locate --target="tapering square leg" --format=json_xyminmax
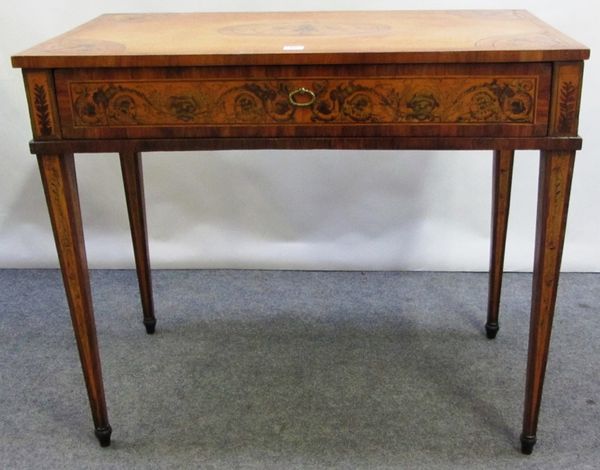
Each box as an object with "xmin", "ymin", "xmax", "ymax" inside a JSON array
[
  {"xmin": 521, "ymin": 149, "xmax": 576, "ymax": 454},
  {"xmin": 119, "ymin": 151, "xmax": 156, "ymax": 334},
  {"xmin": 37, "ymin": 153, "xmax": 112, "ymax": 447},
  {"xmin": 486, "ymin": 149, "xmax": 515, "ymax": 339}
]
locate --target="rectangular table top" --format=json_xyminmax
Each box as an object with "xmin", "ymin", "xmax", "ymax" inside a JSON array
[{"xmin": 12, "ymin": 10, "xmax": 589, "ymax": 68}]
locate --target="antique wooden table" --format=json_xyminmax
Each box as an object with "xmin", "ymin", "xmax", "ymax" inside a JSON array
[{"xmin": 12, "ymin": 10, "xmax": 589, "ymax": 454}]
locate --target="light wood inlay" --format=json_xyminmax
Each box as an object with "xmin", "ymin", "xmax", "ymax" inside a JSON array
[
  {"xmin": 11, "ymin": 11, "xmax": 589, "ymax": 68},
  {"xmin": 23, "ymin": 70, "xmax": 61, "ymax": 139},
  {"xmin": 549, "ymin": 62, "xmax": 584, "ymax": 136},
  {"xmin": 119, "ymin": 151, "xmax": 156, "ymax": 334},
  {"xmin": 11, "ymin": 9, "xmax": 589, "ymax": 454},
  {"xmin": 486, "ymin": 149, "xmax": 515, "ymax": 339},
  {"xmin": 522, "ymin": 149, "xmax": 576, "ymax": 453},
  {"xmin": 37, "ymin": 153, "xmax": 111, "ymax": 445},
  {"xmin": 53, "ymin": 63, "xmax": 551, "ymax": 139},
  {"xmin": 67, "ymin": 76, "xmax": 539, "ymax": 127}
]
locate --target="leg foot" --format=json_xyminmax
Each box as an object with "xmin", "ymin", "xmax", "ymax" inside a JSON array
[
  {"xmin": 38, "ymin": 154, "xmax": 111, "ymax": 447},
  {"xmin": 94, "ymin": 425, "xmax": 112, "ymax": 447},
  {"xmin": 521, "ymin": 150, "xmax": 575, "ymax": 454},
  {"xmin": 144, "ymin": 318, "xmax": 156, "ymax": 335},
  {"xmin": 520, "ymin": 434, "xmax": 536, "ymax": 455},
  {"xmin": 487, "ymin": 149, "xmax": 514, "ymax": 341},
  {"xmin": 485, "ymin": 322, "xmax": 499, "ymax": 339},
  {"xmin": 120, "ymin": 151, "xmax": 156, "ymax": 334}
]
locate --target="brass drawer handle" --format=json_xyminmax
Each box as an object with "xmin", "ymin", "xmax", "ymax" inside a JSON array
[{"xmin": 288, "ymin": 87, "xmax": 316, "ymax": 107}]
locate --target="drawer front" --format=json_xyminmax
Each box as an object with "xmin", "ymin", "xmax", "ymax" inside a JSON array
[{"xmin": 54, "ymin": 64, "xmax": 551, "ymax": 139}]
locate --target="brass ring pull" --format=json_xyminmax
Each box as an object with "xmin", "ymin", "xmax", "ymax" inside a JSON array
[{"xmin": 288, "ymin": 87, "xmax": 316, "ymax": 107}]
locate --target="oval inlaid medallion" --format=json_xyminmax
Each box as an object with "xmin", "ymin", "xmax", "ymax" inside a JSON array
[{"xmin": 218, "ymin": 22, "xmax": 391, "ymax": 37}]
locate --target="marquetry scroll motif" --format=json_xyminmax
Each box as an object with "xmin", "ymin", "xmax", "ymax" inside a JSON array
[
  {"xmin": 69, "ymin": 76, "xmax": 538, "ymax": 128},
  {"xmin": 71, "ymin": 83, "xmax": 211, "ymax": 126},
  {"xmin": 549, "ymin": 62, "xmax": 584, "ymax": 136},
  {"xmin": 449, "ymin": 79, "xmax": 535, "ymax": 123},
  {"xmin": 217, "ymin": 81, "xmax": 405, "ymax": 123},
  {"xmin": 24, "ymin": 70, "xmax": 61, "ymax": 139}
]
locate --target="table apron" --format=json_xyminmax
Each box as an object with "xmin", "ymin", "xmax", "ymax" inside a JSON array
[
  {"xmin": 29, "ymin": 136, "xmax": 582, "ymax": 155},
  {"xmin": 52, "ymin": 63, "xmax": 552, "ymax": 140}
]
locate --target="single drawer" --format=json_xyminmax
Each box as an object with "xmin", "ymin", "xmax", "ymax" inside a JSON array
[{"xmin": 54, "ymin": 63, "xmax": 551, "ymax": 139}]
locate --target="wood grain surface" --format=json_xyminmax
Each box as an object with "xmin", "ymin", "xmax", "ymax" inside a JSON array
[
  {"xmin": 12, "ymin": 9, "xmax": 590, "ymax": 453},
  {"xmin": 53, "ymin": 63, "xmax": 551, "ymax": 139},
  {"xmin": 28, "ymin": 136, "xmax": 583, "ymax": 155},
  {"xmin": 12, "ymin": 10, "xmax": 589, "ymax": 68},
  {"xmin": 522, "ymin": 148, "xmax": 576, "ymax": 453},
  {"xmin": 23, "ymin": 70, "xmax": 61, "ymax": 139},
  {"xmin": 119, "ymin": 151, "xmax": 156, "ymax": 334},
  {"xmin": 37, "ymin": 153, "xmax": 111, "ymax": 446},
  {"xmin": 486, "ymin": 149, "xmax": 515, "ymax": 339}
]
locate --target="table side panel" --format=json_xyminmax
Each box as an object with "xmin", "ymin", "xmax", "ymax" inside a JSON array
[{"xmin": 53, "ymin": 63, "xmax": 551, "ymax": 139}]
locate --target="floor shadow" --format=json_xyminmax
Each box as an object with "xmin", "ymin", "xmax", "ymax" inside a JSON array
[{"xmin": 107, "ymin": 318, "xmax": 518, "ymax": 457}]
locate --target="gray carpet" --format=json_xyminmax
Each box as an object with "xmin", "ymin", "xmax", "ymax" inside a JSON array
[{"xmin": 0, "ymin": 269, "xmax": 598, "ymax": 469}]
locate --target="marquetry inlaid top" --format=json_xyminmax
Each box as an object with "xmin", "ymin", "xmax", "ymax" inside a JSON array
[{"xmin": 12, "ymin": 10, "xmax": 589, "ymax": 68}]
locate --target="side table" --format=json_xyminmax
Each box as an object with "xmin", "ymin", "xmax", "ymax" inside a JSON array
[{"xmin": 11, "ymin": 10, "xmax": 589, "ymax": 454}]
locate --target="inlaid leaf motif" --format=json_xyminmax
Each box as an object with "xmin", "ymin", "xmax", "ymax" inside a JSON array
[
  {"xmin": 558, "ymin": 81, "xmax": 577, "ymax": 133},
  {"xmin": 33, "ymin": 84, "xmax": 53, "ymax": 136}
]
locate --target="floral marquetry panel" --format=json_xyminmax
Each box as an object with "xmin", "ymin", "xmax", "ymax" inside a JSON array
[
  {"xmin": 68, "ymin": 77, "xmax": 539, "ymax": 126},
  {"xmin": 54, "ymin": 63, "xmax": 551, "ymax": 139}
]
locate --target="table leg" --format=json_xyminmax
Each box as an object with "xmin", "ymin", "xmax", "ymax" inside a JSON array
[
  {"xmin": 37, "ymin": 153, "xmax": 112, "ymax": 447},
  {"xmin": 521, "ymin": 149, "xmax": 575, "ymax": 455},
  {"xmin": 486, "ymin": 149, "xmax": 515, "ymax": 339},
  {"xmin": 119, "ymin": 151, "xmax": 156, "ymax": 334}
]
